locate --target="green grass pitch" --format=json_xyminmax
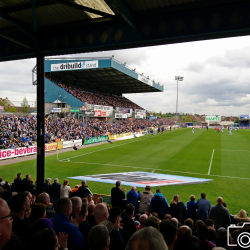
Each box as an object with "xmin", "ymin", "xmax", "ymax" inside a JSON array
[{"xmin": 1, "ymin": 128, "xmax": 250, "ymax": 214}]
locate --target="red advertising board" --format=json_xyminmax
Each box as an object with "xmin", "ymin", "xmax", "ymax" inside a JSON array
[{"xmin": 94, "ymin": 110, "xmax": 106, "ymax": 117}]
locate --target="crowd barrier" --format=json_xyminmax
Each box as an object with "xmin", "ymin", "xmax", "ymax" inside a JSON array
[{"xmin": 84, "ymin": 136, "xmax": 108, "ymax": 145}]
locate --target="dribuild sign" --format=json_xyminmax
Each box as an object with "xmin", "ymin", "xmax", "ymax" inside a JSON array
[{"xmin": 51, "ymin": 60, "xmax": 98, "ymax": 71}]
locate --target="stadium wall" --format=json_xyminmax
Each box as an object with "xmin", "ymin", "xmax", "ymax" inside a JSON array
[{"xmin": 45, "ymin": 78, "xmax": 84, "ymax": 108}]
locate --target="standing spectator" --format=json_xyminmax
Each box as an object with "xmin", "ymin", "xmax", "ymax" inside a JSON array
[
  {"xmin": 187, "ymin": 195, "xmax": 197, "ymax": 222},
  {"xmin": 70, "ymin": 196, "xmax": 82, "ymax": 219},
  {"xmin": 196, "ymin": 193, "xmax": 211, "ymax": 221},
  {"xmin": 111, "ymin": 181, "xmax": 126, "ymax": 210},
  {"xmin": 50, "ymin": 198, "xmax": 86, "ymax": 250},
  {"xmin": 77, "ymin": 180, "xmax": 93, "ymax": 198},
  {"xmin": 121, "ymin": 203, "xmax": 137, "ymax": 238},
  {"xmin": 37, "ymin": 192, "xmax": 55, "ymax": 219},
  {"xmin": 138, "ymin": 185, "xmax": 154, "ymax": 214},
  {"xmin": 9, "ymin": 193, "xmax": 30, "ymax": 245},
  {"xmin": 48, "ymin": 178, "xmax": 61, "ymax": 210},
  {"xmin": 209, "ymin": 197, "xmax": 231, "ymax": 230},
  {"xmin": 3, "ymin": 180, "xmax": 10, "ymax": 190},
  {"xmin": 0, "ymin": 198, "xmax": 12, "ymax": 250},
  {"xmin": 88, "ymin": 225, "xmax": 110, "ymax": 250},
  {"xmin": 150, "ymin": 188, "xmax": 168, "ymax": 220},
  {"xmin": 86, "ymin": 204, "xmax": 96, "ymax": 224},
  {"xmin": 169, "ymin": 194, "xmax": 186, "ymax": 224},
  {"xmin": 42, "ymin": 178, "xmax": 52, "ymax": 193},
  {"xmin": 126, "ymin": 186, "xmax": 140, "ymax": 213},
  {"xmin": 28, "ymin": 203, "xmax": 46, "ymax": 225},
  {"xmin": 21, "ymin": 173, "xmax": 31, "ymax": 192},
  {"xmin": 14, "ymin": 173, "xmax": 22, "ymax": 191},
  {"xmin": 60, "ymin": 180, "xmax": 72, "ymax": 198}
]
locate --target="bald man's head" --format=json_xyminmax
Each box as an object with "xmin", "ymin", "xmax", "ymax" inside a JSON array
[
  {"xmin": 178, "ymin": 225, "xmax": 192, "ymax": 239},
  {"xmin": 0, "ymin": 198, "xmax": 12, "ymax": 249},
  {"xmin": 217, "ymin": 197, "xmax": 223, "ymax": 205},
  {"xmin": 139, "ymin": 214, "xmax": 148, "ymax": 228},
  {"xmin": 37, "ymin": 193, "xmax": 50, "ymax": 206},
  {"xmin": 94, "ymin": 203, "xmax": 108, "ymax": 224}
]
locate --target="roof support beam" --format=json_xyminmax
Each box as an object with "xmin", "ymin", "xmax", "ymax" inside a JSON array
[
  {"xmin": 0, "ymin": 34, "xmax": 34, "ymax": 50},
  {"xmin": 0, "ymin": 12, "xmax": 38, "ymax": 44},
  {"xmin": 104, "ymin": 0, "xmax": 136, "ymax": 30},
  {"xmin": 51, "ymin": 0, "xmax": 117, "ymax": 20}
]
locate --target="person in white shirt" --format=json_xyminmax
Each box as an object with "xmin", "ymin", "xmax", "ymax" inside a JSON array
[{"xmin": 60, "ymin": 180, "xmax": 72, "ymax": 198}]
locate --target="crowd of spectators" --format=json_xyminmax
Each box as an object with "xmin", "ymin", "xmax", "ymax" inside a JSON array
[
  {"xmin": 46, "ymin": 76, "xmax": 143, "ymax": 110},
  {"xmin": 0, "ymin": 175, "xmax": 249, "ymax": 250},
  {"xmin": 0, "ymin": 115, "xmax": 174, "ymax": 149}
]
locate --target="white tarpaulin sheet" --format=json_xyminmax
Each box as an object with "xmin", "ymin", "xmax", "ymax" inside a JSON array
[{"xmin": 68, "ymin": 171, "xmax": 213, "ymax": 187}]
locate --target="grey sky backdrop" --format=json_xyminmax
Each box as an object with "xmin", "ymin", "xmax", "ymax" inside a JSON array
[{"xmin": 1, "ymin": 35, "xmax": 250, "ymax": 116}]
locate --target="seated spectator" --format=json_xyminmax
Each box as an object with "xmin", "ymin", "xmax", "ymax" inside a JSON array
[
  {"xmin": 138, "ymin": 185, "xmax": 154, "ymax": 214},
  {"xmin": 205, "ymin": 219, "xmax": 215, "ymax": 228},
  {"xmin": 42, "ymin": 178, "xmax": 52, "ymax": 193},
  {"xmin": 125, "ymin": 227, "xmax": 168, "ymax": 250},
  {"xmin": 151, "ymin": 212, "xmax": 159, "ymax": 218},
  {"xmin": 79, "ymin": 202, "xmax": 89, "ymax": 235},
  {"xmin": 50, "ymin": 197, "xmax": 86, "ymax": 250},
  {"xmin": 197, "ymin": 224, "xmax": 216, "ymax": 250},
  {"xmin": 28, "ymin": 203, "xmax": 46, "ymax": 225},
  {"xmin": 173, "ymin": 225, "xmax": 200, "ymax": 250},
  {"xmin": 121, "ymin": 203, "xmax": 137, "ymax": 238},
  {"xmin": 150, "ymin": 188, "xmax": 168, "ymax": 220},
  {"xmin": 27, "ymin": 179, "xmax": 35, "ymax": 194},
  {"xmin": 187, "ymin": 195, "xmax": 197, "ymax": 222},
  {"xmin": 88, "ymin": 225, "xmax": 110, "ymax": 250},
  {"xmin": 0, "ymin": 189, "xmax": 12, "ymax": 202},
  {"xmin": 70, "ymin": 196, "xmax": 82, "ymax": 219},
  {"xmin": 9, "ymin": 192, "xmax": 30, "ymax": 245},
  {"xmin": 126, "ymin": 186, "xmax": 140, "ymax": 213},
  {"xmin": 193, "ymin": 220, "xmax": 205, "ymax": 237},
  {"xmin": 60, "ymin": 180, "xmax": 72, "ymax": 198},
  {"xmin": 0, "ymin": 198, "xmax": 12, "ymax": 250},
  {"xmin": 37, "ymin": 192, "xmax": 55, "ymax": 219},
  {"xmin": 28, "ymin": 218, "xmax": 53, "ymax": 238},
  {"xmin": 160, "ymin": 219, "xmax": 178, "ymax": 250},
  {"xmin": 144, "ymin": 216, "xmax": 160, "ymax": 230},
  {"xmin": 169, "ymin": 194, "xmax": 186, "ymax": 224}
]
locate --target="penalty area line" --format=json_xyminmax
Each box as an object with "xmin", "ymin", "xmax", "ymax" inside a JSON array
[
  {"xmin": 65, "ymin": 161, "xmax": 250, "ymax": 180},
  {"xmin": 208, "ymin": 149, "xmax": 214, "ymax": 175}
]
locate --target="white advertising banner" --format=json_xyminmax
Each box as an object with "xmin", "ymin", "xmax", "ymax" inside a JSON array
[
  {"xmin": 138, "ymin": 75, "xmax": 153, "ymax": 86},
  {"xmin": 135, "ymin": 114, "xmax": 143, "ymax": 119},
  {"xmin": 63, "ymin": 140, "xmax": 74, "ymax": 148},
  {"xmin": 0, "ymin": 146, "xmax": 37, "ymax": 160},
  {"xmin": 63, "ymin": 139, "xmax": 82, "ymax": 149},
  {"xmin": 51, "ymin": 60, "xmax": 98, "ymax": 71},
  {"xmin": 51, "ymin": 108, "xmax": 61, "ymax": 113},
  {"xmin": 115, "ymin": 113, "xmax": 127, "ymax": 118}
]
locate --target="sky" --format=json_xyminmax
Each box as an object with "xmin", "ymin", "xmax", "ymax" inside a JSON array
[{"xmin": 0, "ymin": 35, "xmax": 250, "ymax": 116}]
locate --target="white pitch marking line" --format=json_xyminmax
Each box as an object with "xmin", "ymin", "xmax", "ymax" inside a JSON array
[
  {"xmin": 57, "ymin": 132, "xmax": 167, "ymax": 162},
  {"xmin": 208, "ymin": 149, "xmax": 214, "ymax": 175},
  {"xmin": 65, "ymin": 161, "xmax": 250, "ymax": 180}
]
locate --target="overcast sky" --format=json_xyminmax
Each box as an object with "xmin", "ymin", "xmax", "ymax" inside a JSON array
[{"xmin": 1, "ymin": 35, "xmax": 250, "ymax": 116}]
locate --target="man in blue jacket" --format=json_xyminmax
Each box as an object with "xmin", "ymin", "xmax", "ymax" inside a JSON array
[
  {"xmin": 50, "ymin": 198, "xmax": 86, "ymax": 250},
  {"xmin": 196, "ymin": 192, "xmax": 211, "ymax": 221},
  {"xmin": 127, "ymin": 186, "xmax": 140, "ymax": 213},
  {"xmin": 150, "ymin": 188, "xmax": 168, "ymax": 220}
]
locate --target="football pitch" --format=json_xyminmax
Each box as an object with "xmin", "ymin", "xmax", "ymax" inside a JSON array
[{"xmin": 1, "ymin": 128, "xmax": 250, "ymax": 214}]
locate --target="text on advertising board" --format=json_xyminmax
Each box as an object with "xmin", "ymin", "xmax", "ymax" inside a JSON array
[
  {"xmin": 94, "ymin": 110, "xmax": 106, "ymax": 117},
  {"xmin": 51, "ymin": 60, "xmax": 98, "ymax": 71}
]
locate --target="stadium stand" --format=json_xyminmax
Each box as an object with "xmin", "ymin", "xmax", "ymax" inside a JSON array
[
  {"xmin": 0, "ymin": 178, "xmax": 248, "ymax": 250},
  {"xmin": 0, "ymin": 115, "xmax": 174, "ymax": 149},
  {"xmin": 45, "ymin": 76, "xmax": 143, "ymax": 110}
]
